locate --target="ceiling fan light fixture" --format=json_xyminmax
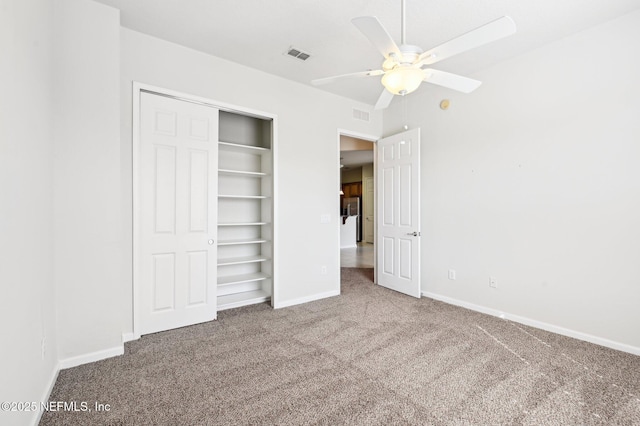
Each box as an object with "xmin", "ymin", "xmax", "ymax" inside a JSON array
[
  {"xmin": 382, "ymin": 58, "xmax": 397, "ymax": 71},
  {"xmin": 381, "ymin": 66, "xmax": 424, "ymax": 96}
]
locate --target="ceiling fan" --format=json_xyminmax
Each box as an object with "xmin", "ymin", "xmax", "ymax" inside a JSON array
[{"xmin": 311, "ymin": 0, "xmax": 516, "ymax": 110}]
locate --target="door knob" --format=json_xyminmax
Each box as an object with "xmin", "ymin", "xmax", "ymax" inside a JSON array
[
  {"xmin": 406, "ymin": 231, "xmax": 420, "ymax": 236},
  {"xmin": 208, "ymin": 239, "xmax": 214, "ymax": 245}
]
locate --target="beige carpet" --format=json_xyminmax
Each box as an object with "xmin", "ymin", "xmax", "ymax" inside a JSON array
[{"xmin": 41, "ymin": 268, "xmax": 640, "ymax": 425}]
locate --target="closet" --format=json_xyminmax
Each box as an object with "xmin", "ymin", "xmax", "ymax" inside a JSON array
[
  {"xmin": 136, "ymin": 87, "xmax": 275, "ymax": 336},
  {"xmin": 216, "ymin": 111, "xmax": 274, "ymax": 310}
]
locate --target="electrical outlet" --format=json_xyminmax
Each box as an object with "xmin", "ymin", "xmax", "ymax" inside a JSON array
[
  {"xmin": 320, "ymin": 265, "xmax": 327, "ymax": 275},
  {"xmin": 489, "ymin": 277, "xmax": 497, "ymax": 288},
  {"xmin": 448, "ymin": 269, "xmax": 456, "ymax": 280}
]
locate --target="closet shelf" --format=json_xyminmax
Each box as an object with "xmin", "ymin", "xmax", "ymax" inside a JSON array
[
  {"xmin": 218, "ymin": 272, "xmax": 270, "ymax": 286},
  {"xmin": 218, "ymin": 222, "xmax": 268, "ymax": 227},
  {"xmin": 217, "ymin": 255, "xmax": 269, "ymax": 266},
  {"xmin": 218, "ymin": 141, "xmax": 270, "ymax": 154},
  {"xmin": 218, "ymin": 194, "xmax": 269, "ymax": 199},
  {"xmin": 217, "ymin": 238, "xmax": 269, "ymax": 246},
  {"xmin": 217, "ymin": 290, "xmax": 270, "ymax": 311},
  {"xmin": 218, "ymin": 168, "xmax": 268, "ymax": 177}
]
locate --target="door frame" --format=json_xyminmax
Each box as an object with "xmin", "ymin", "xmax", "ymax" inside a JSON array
[
  {"xmin": 337, "ymin": 129, "xmax": 380, "ymax": 283},
  {"xmin": 132, "ymin": 82, "xmax": 279, "ymax": 339}
]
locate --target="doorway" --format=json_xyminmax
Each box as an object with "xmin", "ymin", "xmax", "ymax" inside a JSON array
[
  {"xmin": 339, "ymin": 132, "xmax": 376, "ymax": 275},
  {"xmin": 338, "ymin": 127, "xmax": 422, "ymax": 298}
]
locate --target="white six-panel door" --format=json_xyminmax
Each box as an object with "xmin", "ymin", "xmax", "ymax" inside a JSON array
[
  {"xmin": 376, "ymin": 128, "xmax": 421, "ymax": 298},
  {"xmin": 138, "ymin": 92, "xmax": 218, "ymax": 335}
]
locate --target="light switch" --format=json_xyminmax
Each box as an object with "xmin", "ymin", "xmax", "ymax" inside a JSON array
[{"xmin": 320, "ymin": 214, "xmax": 331, "ymax": 224}]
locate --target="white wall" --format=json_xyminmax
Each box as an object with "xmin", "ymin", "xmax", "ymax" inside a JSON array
[
  {"xmin": 0, "ymin": 1, "xmax": 57, "ymax": 425},
  {"xmin": 119, "ymin": 28, "xmax": 383, "ymax": 329},
  {"xmin": 362, "ymin": 164, "xmax": 373, "ymax": 181},
  {"xmin": 3, "ymin": 2, "xmax": 636, "ymax": 423},
  {"xmin": 52, "ymin": 0, "xmax": 122, "ymax": 362},
  {"xmin": 341, "ymin": 167, "xmax": 363, "ymax": 184},
  {"xmin": 384, "ymin": 10, "xmax": 640, "ymax": 352}
]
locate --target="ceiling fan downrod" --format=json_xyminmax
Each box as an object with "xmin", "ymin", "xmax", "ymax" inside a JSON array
[{"xmin": 400, "ymin": 0, "xmax": 406, "ymax": 45}]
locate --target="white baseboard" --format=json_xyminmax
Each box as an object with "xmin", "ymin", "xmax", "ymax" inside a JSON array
[
  {"xmin": 423, "ymin": 291, "xmax": 640, "ymax": 356},
  {"xmin": 58, "ymin": 345, "xmax": 124, "ymax": 370},
  {"xmin": 31, "ymin": 362, "xmax": 61, "ymax": 426},
  {"xmin": 122, "ymin": 332, "xmax": 138, "ymax": 343},
  {"xmin": 31, "ymin": 344, "xmax": 126, "ymax": 425},
  {"xmin": 273, "ymin": 289, "xmax": 340, "ymax": 309}
]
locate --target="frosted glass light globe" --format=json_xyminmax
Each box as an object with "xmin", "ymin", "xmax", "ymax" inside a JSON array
[{"xmin": 381, "ymin": 67, "xmax": 424, "ymax": 95}]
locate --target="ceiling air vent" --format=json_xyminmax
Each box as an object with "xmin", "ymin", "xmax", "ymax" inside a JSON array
[
  {"xmin": 286, "ymin": 47, "xmax": 311, "ymax": 61},
  {"xmin": 352, "ymin": 108, "xmax": 370, "ymax": 122}
]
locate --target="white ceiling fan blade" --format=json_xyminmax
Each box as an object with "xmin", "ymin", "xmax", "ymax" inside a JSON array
[
  {"xmin": 311, "ymin": 70, "xmax": 383, "ymax": 86},
  {"xmin": 374, "ymin": 89, "xmax": 394, "ymax": 110},
  {"xmin": 423, "ymin": 69, "xmax": 482, "ymax": 93},
  {"xmin": 352, "ymin": 16, "xmax": 403, "ymax": 59},
  {"xmin": 417, "ymin": 16, "xmax": 516, "ymax": 66}
]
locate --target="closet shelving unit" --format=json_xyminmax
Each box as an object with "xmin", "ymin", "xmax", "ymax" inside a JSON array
[{"xmin": 216, "ymin": 111, "xmax": 273, "ymax": 310}]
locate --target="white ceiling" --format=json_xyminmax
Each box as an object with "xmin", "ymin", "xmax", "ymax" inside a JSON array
[
  {"xmin": 96, "ymin": 0, "xmax": 640, "ymax": 106},
  {"xmin": 341, "ymin": 150, "xmax": 374, "ymax": 169}
]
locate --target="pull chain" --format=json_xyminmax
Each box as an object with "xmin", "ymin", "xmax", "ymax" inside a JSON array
[{"xmin": 402, "ymin": 94, "xmax": 409, "ymax": 130}]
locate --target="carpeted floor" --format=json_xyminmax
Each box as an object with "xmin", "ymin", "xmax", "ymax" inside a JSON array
[{"xmin": 41, "ymin": 268, "xmax": 640, "ymax": 425}]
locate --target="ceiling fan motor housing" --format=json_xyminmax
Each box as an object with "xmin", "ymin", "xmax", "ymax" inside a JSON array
[
  {"xmin": 384, "ymin": 44, "xmax": 423, "ymax": 71},
  {"xmin": 397, "ymin": 45, "xmax": 423, "ymax": 65}
]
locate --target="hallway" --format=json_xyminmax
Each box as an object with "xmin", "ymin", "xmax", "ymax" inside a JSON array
[{"xmin": 340, "ymin": 242, "xmax": 374, "ymax": 268}]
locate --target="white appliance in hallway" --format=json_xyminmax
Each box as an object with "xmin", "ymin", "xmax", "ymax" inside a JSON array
[{"xmin": 342, "ymin": 196, "xmax": 361, "ymax": 242}]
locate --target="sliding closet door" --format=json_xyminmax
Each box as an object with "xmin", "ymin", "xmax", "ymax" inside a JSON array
[{"xmin": 138, "ymin": 92, "xmax": 218, "ymax": 335}]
